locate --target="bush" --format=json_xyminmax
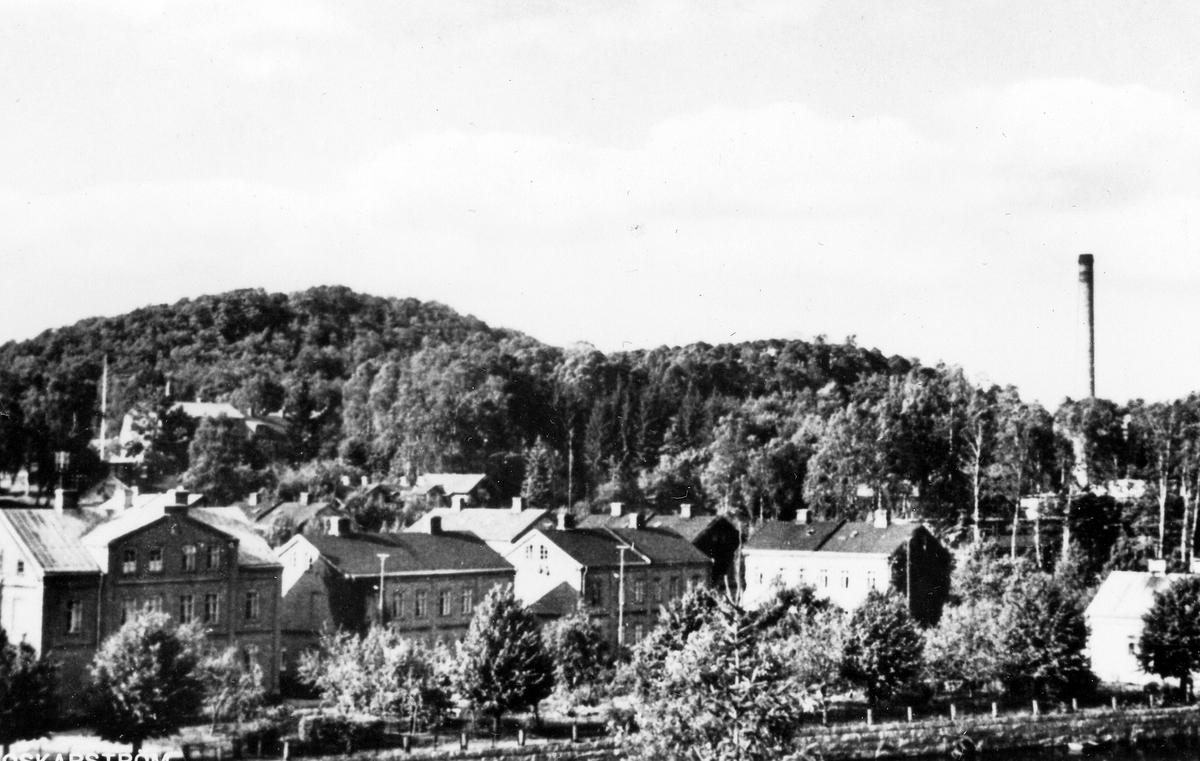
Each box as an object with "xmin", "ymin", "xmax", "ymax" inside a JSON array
[{"xmin": 297, "ymin": 713, "xmax": 384, "ymax": 754}]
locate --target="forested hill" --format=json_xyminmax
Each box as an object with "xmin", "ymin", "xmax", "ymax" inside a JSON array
[{"xmin": 1, "ymin": 285, "xmax": 1094, "ymax": 537}]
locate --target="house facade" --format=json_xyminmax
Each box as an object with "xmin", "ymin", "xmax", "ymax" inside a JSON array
[
  {"xmin": 0, "ymin": 509, "xmax": 103, "ymax": 698},
  {"xmin": 508, "ymin": 513, "xmax": 712, "ymax": 648},
  {"xmin": 81, "ymin": 493, "xmax": 284, "ymax": 692},
  {"xmin": 276, "ymin": 517, "xmax": 514, "ymax": 685},
  {"xmin": 1086, "ymin": 568, "xmax": 1185, "ymax": 686},
  {"xmin": 743, "ymin": 509, "xmax": 951, "ymax": 625}
]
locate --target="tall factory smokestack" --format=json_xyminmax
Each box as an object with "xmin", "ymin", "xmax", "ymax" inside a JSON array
[{"xmin": 1078, "ymin": 254, "xmax": 1095, "ymax": 398}]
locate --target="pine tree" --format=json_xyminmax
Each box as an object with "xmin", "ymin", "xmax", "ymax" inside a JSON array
[
  {"xmin": 521, "ymin": 437, "xmax": 557, "ymax": 508},
  {"xmin": 454, "ymin": 585, "xmax": 554, "ymax": 733}
]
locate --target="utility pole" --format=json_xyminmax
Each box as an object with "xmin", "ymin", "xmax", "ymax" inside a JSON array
[
  {"xmin": 617, "ymin": 545, "xmax": 628, "ymax": 648},
  {"xmin": 377, "ymin": 554, "xmax": 390, "ymax": 624}
]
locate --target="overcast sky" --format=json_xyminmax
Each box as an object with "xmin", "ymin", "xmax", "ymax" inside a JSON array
[{"xmin": 3, "ymin": 1, "xmax": 1199, "ymax": 408}]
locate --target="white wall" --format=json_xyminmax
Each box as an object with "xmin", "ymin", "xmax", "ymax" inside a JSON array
[
  {"xmin": 1088, "ymin": 615, "xmax": 1155, "ymax": 686},
  {"xmin": 508, "ymin": 530, "xmax": 582, "ymax": 605},
  {"xmin": 0, "ymin": 526, "xmax": 44, "ymax": 653},
  {"xmin": 743, "ymin": 549, "xmax": 891, "ymax": 610}
]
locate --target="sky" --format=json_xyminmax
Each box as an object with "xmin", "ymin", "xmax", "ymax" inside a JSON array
[{"xmin": 3, "ymin": 1, "xmax": 1200, "ymax": 408}]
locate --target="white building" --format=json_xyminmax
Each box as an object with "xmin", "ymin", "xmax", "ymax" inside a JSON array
[{"xmin": 1086, "ymin": 567, "xmax": 1187, "ymax": 686}]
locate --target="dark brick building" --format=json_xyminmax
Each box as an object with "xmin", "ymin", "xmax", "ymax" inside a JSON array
[{"xmin": 276, "ymin": 517, "xmax": 514, "ymax": 682}]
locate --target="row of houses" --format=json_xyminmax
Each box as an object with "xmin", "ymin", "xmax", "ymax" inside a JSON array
[{"xmin": 0, "ymin": 487, "xmax": 956, "ymax": 702}]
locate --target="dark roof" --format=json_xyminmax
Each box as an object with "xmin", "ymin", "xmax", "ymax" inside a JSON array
[
  {"xmin": 541, "ymin": 527, "xmax": 711, "ymax": 568},
  {"xmin": 819, "ymin": 521, "xmax": 924, "ymax": 554},
  {"xmin": 255, "ymin": 500, "xmax": 342, "ymax": 528},
  {"xmin": 745, "ymin": 520, "xmax": 845, "ymax": 552},
  {"xmin": 0, "ymin": 510, "xmax": 100, "ymax": 573},
  {"xmin": 645, "ymin": 514, "xmax": 731, "ymax": 543},
  {"xmin": 528, "ymin": 582, "xmax": 581, "ymax": 618},
  {"xmin": 308, "ymin": 531, "xmax": 513, "ymax": 577}
]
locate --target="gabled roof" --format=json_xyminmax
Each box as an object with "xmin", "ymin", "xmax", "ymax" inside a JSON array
[
  {"xmin": 406, "ymin": 507, "xmax": 550, "ymax": 544},
  {"xmin": 95, "ymin": 490, "xmax": 205, "ymax": 515},
  {"xmin": 529, "ymin": 582, "xmax": 582, "ymax": 618},
  {"xmin": 538, "ymin": 527, "xmax": 710, "ymax": 569},
  {"xmin": 255, "ymin": 500, "xmax": 342, "ymax": 528},
  {"xmin": 411, "ymin": 473, "xmax": 486, "ymax": 496},
  {"xmin": 820, "ymin": 521, "xmax": 924, "ymax": 554},
  {"xmin": 645, "ymin": 514, "xmax": 735, "ymax": 543},
  {"xmin": 0, "ymin": 510, "xmax": 100, "ymax": 574},
  {"xmin": 745, "ymin": 520, "xmax": 845, "ymax": 552},
  {"xmin": 1086, "ymin": 571, "xmax": 1187, "ymax": 621},
  {"xmin": 81, "ymin": 504, "xmax": 280, "ymax": 569},
  {"xmin": 305, "ymin": 532, "xmax": 513, "ymax": 577},
  {"xmin": 172, "ymin": 401, "xmax": 244, "ymax": 419}
]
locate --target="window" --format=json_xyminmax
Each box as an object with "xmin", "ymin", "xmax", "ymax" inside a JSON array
[
  {"xmin": 439, "ymin": 590, "xmax": 452, "ymax": 617},
  {"xmin": 669, "ymin": 577, "xmax": 680, "ymax": 598},
  {"xmin": 182, "ymin": 545, "xmax": 197, "ymax": 572},
  {"xmin": 867, "ymin": 572, "xmax": 877, "ymax": 590},
  {"xmin": 122, "ymin": 548, "xmax": 137, "ymax": 574},
  {"xmin": 633, "ymin": 579, "xmax": 645, "ymax": 603},
  {"xmin": 690, "ymin": 575, "xmax": 700, "ymax": 588},
  {"xmin": 120, "ymin": 597, "xmax": 137, "ymax": 625},
  {"xmin": 634, "ymin": 624, "xmax": 644, "ymax": 643},
  {"xmin": 414, "ymin": 590, "xmax": 427, "ymax": 617},
  {"xmin": 461, "ymin": 588, "xmax": 474, "ymax": 615},
  {"xmin": 841, "ymin": 571, "xmax": 851, "ymax": 589},
  {"xmin": 525, "ymin": 545, "xmax": 533, "ymax": 560},
  {"xmin": 145, "ymin": 596, "xmax": 163, "ymax": 614},
  {"xmin": 179, "ymin": 594, "xmax": 195, "ymax": 623},
  {"xmin": 390, "ymin": 591, "xmax": 404, "ymax": 618},
  {"xmin": 539, "ymin": 545, "xmax": 548, "ymax": 561},
  {"xmin": 244, "ymin": 590, "xmax": 260, "ymax": 621},
  {"xmin": 820, "ymin": 570, "xmax": 829, "ymax": 588},
  {"xmin": 204, "ymin": 593, "xmax": 221, "ymax": 624},
  {"xmin": 207, "ymin": 544, "xmax": 222, "ymax": 570},
  {"xmin": 15, "ymin": 560, "xmax": 25, "ymax": 576},
  {"xmin": 652, "ymin": 579, "xmax": 663, "ymax": 603},
  {"xmin": 66, "ymin": 600, "xmax": 83, "ymax": 634},
  {"xmin": 587, "ymin": 578, "xmax": 603, "ymax": 606},
  {"xmin": 148, "ymin": 547, "xmax": 163, "ymax": 573}
]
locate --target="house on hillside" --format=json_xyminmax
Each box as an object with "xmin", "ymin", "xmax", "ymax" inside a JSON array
[
  {"xmin": 579, "ymin": 502, "xmax": 740, "ymax": 589},
  {"xmin": 508, "ymin": 513, "xmax": 712, "ymax": 648},
  {"xmin": 275, "ymin": 517, "xmax": 514, "ymax": 682},
  {"xmin": 81, "ymin": 491, "xmax": 283, "ymax": 692},
  {"xmin": 743, "ymin": 509, "xmax": 951, "ymax": 625},
  {"xmin": 408, "ymin": 473, "xmax": 488, "ymax": 507},
  {"xmin": 94, "ymin": 486, "xmax": 206, "ymax": 516},
  {"xmin": 404, "ymin": 498, "xmax": 551, "ymax": 557},
  {"xmin": 255, "ymin": 492, "xmax": 354, "ymax": 542},
  {"xmin": 1086, "ymin": 565, "xmax": 1187, "ymax": 686}
]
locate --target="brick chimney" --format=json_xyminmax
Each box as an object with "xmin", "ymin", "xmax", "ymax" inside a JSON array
[
  {"xmin": 246, "ymin": 491, "xmax": 260, "ymax": 506},
  {"xmin": 361, "ymin": 475, "xmax": 370, "ymax": 487},
  {"xmin": 511, "ymin": 496, "xmax": 524, "ymax": 514},
  {"xmin": 298, "ymin": 491, "xmax": 311, "ymax": 506},
  {"xmin": 609, "ymin": 502, "xmax": 624, "ymax": 517},
  {"xmin": 326, "ymin": 515, "xmax": 348, "ymax": 536},
  {"xmin": 341, "ymin": 475, "xmax": 351, "ymax": 487},
  {"xmin": 873, "ymin": 509, "xmax": 889, "ymax": 529},
  {"xmin": 557, "ymin": 511, "xmax": 575, "ymax": 530},
  {"xmin": 166, "ymin": 489, "xmax": 190, "ymax": 515},
  {"xmin": 53, "ymin": 488, "xmax": 78, "ymax": 515},
  {"xmin": 1148, "ymin": 558, "xmax": 1168, "ymax": 575},
  {"xmin": 680, "ymin": 503, "xmax": 693, "ymax": 519},
  {"xmin": 123, "ymin": 486, "xmax": 137, "ymax": 511},
  {"xmin": 627, "ymin": 512, "xmax": 643, "ymax": 530},
  {"xmin": 428, "ymin": 516, "xmax": 443, "ymax": 535},
  {"xmin": 795, "ymin": 508, "xmax": 810, "ymax": 525},
  {"xmin": 451, "ymin": 494, "xmax": 468, "ymax": 512}
]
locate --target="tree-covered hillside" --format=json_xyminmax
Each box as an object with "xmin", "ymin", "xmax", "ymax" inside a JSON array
[{"xmin": 8, "ymin": 285, "xmax": 1196, "ymax": 573}]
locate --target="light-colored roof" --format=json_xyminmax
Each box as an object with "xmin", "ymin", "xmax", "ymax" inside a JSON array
[
  {"xmin": 0, "ymin": 510, "xmax": 100, "ymax": 574},
  {"xmin": 95, "ymin": 490, "xmax": 205, "ymax": 514},
  {"xmin": 172, "ymin": 401, "xmax": 245, "ymax": 419},
  {"xmin": 406, "ymin": 507, "xmax": 550, "ymax": 543},
  {"xmin": 411, "ymin": 473, "xmax": 486, "ymax": 496},
  {"xmin": 81, "ymin": 504, "xmax": 279, "ymax": 569},
  {"xmin": 1086, "ymin": 570, "xmax": 1188, "ymax": 621}
]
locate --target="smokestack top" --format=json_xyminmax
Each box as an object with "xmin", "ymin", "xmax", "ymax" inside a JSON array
[{"xmin": 1078, "ymin": 253, "xmax": 1094, "ymax": 266}]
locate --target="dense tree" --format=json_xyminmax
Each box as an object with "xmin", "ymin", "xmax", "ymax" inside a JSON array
[
  {"xmin": 840, "ymin": 591, "xmax": 924, "ymax": 707},
  {"xmin": 454, "ymin": 585, "xmax": 554, "ymax": 732},
  {"xmin": 997, "ymin": 572, "xmax": 1095, "ymax": 701},
  {"xmin": 300, "ymin": 627, "xmax": 451, "ymax": 730},
  {"xmin": 521, "ymin": 437, "xmax": 559, "ymax": 508},
  {"xmin": 631, "ymin": 593, "xmax": 823, "ymax": 761},
  {"xmin": 1139, "ymin": 575, "xmax": 1200, "ymax": 698},
  {"xmin": 544, "ymin": 606, "xmax": 610, "ymax": 710},
  {"xmin": 923, "ymin": 601, "xmax": 1005, "ymax": 693},
  {"xmin": 0, "ymin": 628, "xmax": 58, "ymax": 754},
  {"xmin": 88, "ymin": 613, "xmax": 206, "ymax": 755},
  {"xmin": 200, "ymin": 646, "xmax": 266, "ymax": 732},
  {"xmin": 182, "ymin": 417, "xmax": 269, "ymax": 505}
]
